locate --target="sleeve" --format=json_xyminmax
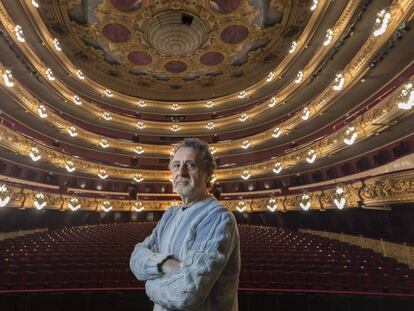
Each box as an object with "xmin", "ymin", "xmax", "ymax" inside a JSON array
[
  {"xmin": 129, "ymin": 207, "xmax": 175, "ymax": 281},
  {"xmin": 145, "ymin": 211, "xmax": 238, "ymax": 310}
]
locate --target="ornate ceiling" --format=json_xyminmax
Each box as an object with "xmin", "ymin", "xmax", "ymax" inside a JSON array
[
  {"xmin": 0, "ymin": 0, "xmax": 414, "ymax": 212},
  {"xmin": 42, "ymin": 0, "xmax": 310, "ymax": 100}
]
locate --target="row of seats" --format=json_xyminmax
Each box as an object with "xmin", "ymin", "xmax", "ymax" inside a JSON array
[
  {"xmin": 0, "ymin": 269, "xmax": 143, "ymax": 290},
  {"xmin": 0, "ymin": 223, "xmax": 413, "ymax": 294},
  {"xmin": 240, "ymin": 270, "xmax": 414, "ymax": 293},
  {"xmin": 1, "ymin": 269, "xmax": 413, "ymax": 294}
]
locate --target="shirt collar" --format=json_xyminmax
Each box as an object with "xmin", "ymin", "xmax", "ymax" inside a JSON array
[{"xmin": 180, "ymin": 195, "xmax": 215, "ymax": 211}]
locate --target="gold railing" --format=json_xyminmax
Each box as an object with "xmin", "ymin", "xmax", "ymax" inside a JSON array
[
  {"xmin": 0, "ymin": 227, "xmax": 48, "ymax": 241},
  {"xmin": 301, "ymin": 228, "xmax": 414, "ymax": 269},
  {"xmin": 1, "ymin": 169, "xmax": 414, "ymax": 212}
]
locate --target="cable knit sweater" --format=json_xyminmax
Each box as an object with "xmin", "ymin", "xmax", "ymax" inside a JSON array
[{"xmin": 130, "ymin": 196, "xmax": 240, "ymax": 311}]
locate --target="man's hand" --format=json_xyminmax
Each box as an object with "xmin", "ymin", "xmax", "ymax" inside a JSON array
[
  {"xmin": 151, "ymin": 244, "xmax": 181, "ymax": 274},
  {"xmin": 161, "ymin": 258, "xmax": 181, "ymax": 274}
]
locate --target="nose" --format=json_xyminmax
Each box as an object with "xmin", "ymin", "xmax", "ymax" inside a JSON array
[{"xmin": 177, "ymin": 163, "xmax": 189, "ymax": 176}]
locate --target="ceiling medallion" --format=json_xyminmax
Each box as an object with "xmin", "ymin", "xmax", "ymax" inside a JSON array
[{"xmin": 145, "ymin": 10, "xmax": 208, "ymax": 57}]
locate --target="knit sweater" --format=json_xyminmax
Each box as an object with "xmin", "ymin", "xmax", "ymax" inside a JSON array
[{"xmin": 130, "ymin": 196, "xmax": 240, "ymax": 311}]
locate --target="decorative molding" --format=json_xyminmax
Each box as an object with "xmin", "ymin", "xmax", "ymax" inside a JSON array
[
  {"xmin": 1, "ymin": 74, "xmax": 411, "ymax": 181},
  {"xmin": 2, "ymin": 170, "xmax": 414, "ymax": 212}
]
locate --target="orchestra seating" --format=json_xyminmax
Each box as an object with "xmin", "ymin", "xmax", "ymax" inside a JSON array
[{"xmin": 0, "ymin": 223, "xmax": 413, "ymax": 294}]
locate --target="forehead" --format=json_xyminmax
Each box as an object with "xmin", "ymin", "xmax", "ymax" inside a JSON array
[{"xmin": 171, "ymin": 147, "xmax": 200, "ymax": 162}]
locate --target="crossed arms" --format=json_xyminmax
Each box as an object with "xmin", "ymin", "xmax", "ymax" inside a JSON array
[{"xmin": 129, "ymin": 208, "xmax": 237, "ymax": 310}]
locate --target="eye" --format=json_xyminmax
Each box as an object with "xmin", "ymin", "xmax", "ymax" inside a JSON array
[
  {"xmin": 187, "ymin": 163, "xmax": 196, "ymax": 169},
  {"xmin": 172, "ymin": 163, "xmax": 180, "ymax": 170}
]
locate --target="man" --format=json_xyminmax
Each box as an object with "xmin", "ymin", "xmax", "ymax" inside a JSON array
[{"xmin": 130, "ymin": 138, "xmax": 240, "ymax": 311}]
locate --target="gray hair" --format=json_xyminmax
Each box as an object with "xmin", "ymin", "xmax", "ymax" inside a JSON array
[{"xmin": 170, "ymin": 138, "xmax": 216, "ymax": 187}]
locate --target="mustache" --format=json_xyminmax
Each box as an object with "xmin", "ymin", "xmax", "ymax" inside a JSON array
[{"xmin": 174, "ymin": 177, "xmax": 190, "ymax": 183}]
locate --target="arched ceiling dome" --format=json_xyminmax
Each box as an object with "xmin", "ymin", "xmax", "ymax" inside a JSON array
[{"xmin": 44, "ymin": 0, "xmax": 309, "ymax": 101}]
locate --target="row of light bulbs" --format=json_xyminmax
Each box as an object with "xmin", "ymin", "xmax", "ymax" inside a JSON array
[
  {"xmin": 8, "ymin": 5, "xmax": 394, "ymax": 139},
  {"xmin": 4, "ymin": 65, "xmax": 349, "ymax": 137},
  {"xmin": 18, "ymin": 0, "xmax": 375, "ymax": 118},
  {"xmin": 19, "ymin": 73, "xmax": 410, "ymax": 182},
  {"xmin": 239, "ymin": 122, "xmax": 357, "ymax": 154},
  {"xmin": 236, "ymin": 185, "xmax": 347, "ymax": 213},
  {"xmin": 11, "ymin": 73, "xmax": 412, "ymax": 183},
  {"xmin": 27, "ymin": 145, "xmax": 145, "ymax": 181},
  {"xmin": 0, "ymin": 184, "xmax": 146, "ymax": 212},
  {"xmin": 240, "ymin": 125, "xmax": 359, "ymax": 180},
  {"xmin": 236, "ymin": 77, "xmax": 414, "ymax": 179},
  {"xmin": 58, "ymin": 71, "xmax": 342, "ymax": 133},
  {"xmin": 222, "ymin": 7, "xmax": 389, "ymax": 109},
  {"xmin": 14, "ymin": 75, "xmax": 408, "ymax": 181},
  {"xmin": 1, "ymin": 182, "xmax": 347, "ymax": 212},
  {"xmin": 26, "ymin": 144, "xmax": 321, "ymax": 182},
  {"xmin": 250, "ymin": 6, "xmax": 390, "ymax": 105},
  {"xmin": 28, "ymin": 71, "xmax": 414, "ymax": 161}
]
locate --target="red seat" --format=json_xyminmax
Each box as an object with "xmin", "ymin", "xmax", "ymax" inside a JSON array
[
  {"xmin": 383, "ymin": 275, "xmax": 404, "ymax": 293},
  {"xmin": 48, "ymin": 270, "xmax": 68, "ymax": 288},
  {"xmin": 306, "ymin": 273, "xmax": 325, "ymax": 289},
  {"xmin": 270, "ymin": 272, "xmax": 289, "ymax": 288},
  {"xmin": 289, "ymin": 272, "xmax": 307, "ymax": 289},
  {"xmin": 361, "ymin": 274, "xmax": 383, "ymax": 292},
  {"xmin": 30, "ymin": 271, "xmax": 50, "ymax": 289},
  {"xmin": 322, "ymin": 273, "xmax": 341, "ymax": 290},
  {"xmin": 102, "ymin": 270, "xmax": 118, "ymax": 288},
  {"xmin": 13, "ymin": 273, "xmax": 30, "ymax": 289},
  {"xmin": 0, "ymin": 272, "xmax": 14, "ymax": 290},
  {"xmin": 254, "ymin": 270, "xmax": 271, "ymax": 288},
  {"xmin": 403, "ymin": 275, "xmax": 414, "ymax": 293},
  {"xmin": 67, "ymin": 270, "xmax": 85, "ymax": 288},
  {"xmin": 239, "ymin": 270, "xmax": 255, "ymax": 288},
  {"xmin": 83, "ymin": 270, "xmax": 101, "ymax": 288},
  {"xmin": 118, "ymin": 270, "xmax": 135, "ymax": 287},
  {"xmin": 340, "ymin": 273, "xmax": 358, "ymax": 290}
]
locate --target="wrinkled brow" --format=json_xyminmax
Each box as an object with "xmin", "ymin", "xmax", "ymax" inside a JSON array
[{"xmin": 170, "ymin": 160, "xmax": 196, "ymax": 165}]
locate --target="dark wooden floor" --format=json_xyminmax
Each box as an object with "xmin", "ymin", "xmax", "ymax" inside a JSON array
[{"xmin": 1, "ymin": 290, "xmax": 414, "ymax": 311}]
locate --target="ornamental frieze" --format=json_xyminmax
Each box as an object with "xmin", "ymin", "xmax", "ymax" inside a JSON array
[{"xmin": 1, "ymin": 169, "xmax": 414, "ymax": 211}]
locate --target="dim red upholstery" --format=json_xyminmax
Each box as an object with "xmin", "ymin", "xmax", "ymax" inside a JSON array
[{"xmin": 0, "ymin": 223, "xmax": 413, "ymax": 294}]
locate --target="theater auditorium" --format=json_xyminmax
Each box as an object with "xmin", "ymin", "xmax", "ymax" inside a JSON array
[{"xmin": 0, "ymin": 0, "xmax": 414, "ymax": 310}]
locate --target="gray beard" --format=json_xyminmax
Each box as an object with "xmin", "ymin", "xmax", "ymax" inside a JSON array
[{"xmin": 174, "ymin": 183, "xmax": 193, "ymax": 197}]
